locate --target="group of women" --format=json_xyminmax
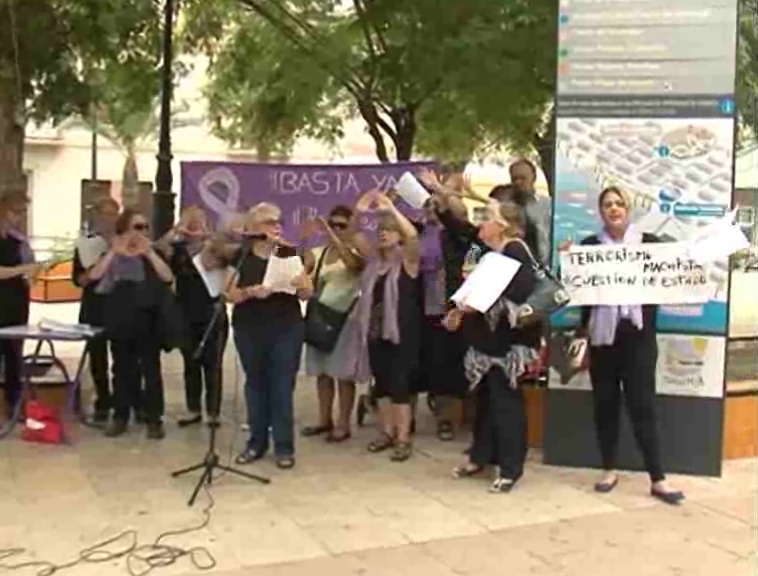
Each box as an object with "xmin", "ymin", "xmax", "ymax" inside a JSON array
[{"xmin": 0, "ymin": 159, "xmax": 685, "ymax": 502}]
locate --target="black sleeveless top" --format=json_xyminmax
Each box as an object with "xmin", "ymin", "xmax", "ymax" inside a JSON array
[{"xmin": 368, "ymin": 267, "xmax": 420, "ymax": 368}]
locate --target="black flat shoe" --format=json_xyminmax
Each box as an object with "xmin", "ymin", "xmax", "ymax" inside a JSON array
[
  {"xmin": 453, "ymin": 465, "xmax": 484, "ymax": 479},
  {"xmin": 594, "ymin": 477, "xmax": 619, "ymax": 494},
  {"xmin": 104, "ymin": 420, "xmax": 128, "ymax": 438},
  {"xmin": 178, "ymin": 414, "xmax": 202, "ymax": 428},
  {"xmin": 651, "ymin": 488, "xmax": 685, "ymax": 506},
  {"xmin": 489, "ymin": 477, "xmax": 519, "ymax": 493},
  {"xmin": 300, "ymin": 424, "xmax": 332, "ymax": 437},
  {"xmin": 146, "ymin": 423, "xmax": 166, "ymax": 440}
]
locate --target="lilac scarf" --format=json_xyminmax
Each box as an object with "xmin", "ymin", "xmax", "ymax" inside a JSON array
[
  {"xmin": 95, "ymin": 254, "xmax": 146, "ymax": 294},
  {"xmin": 341, "ymin": 248, "xmax": 403, "ymax": 382},
  {"xmin": 419, "ymin": 223, "xmax": 443, "ymax": 273},
  {"xmin": 588, "ymin": 225, "xmax": 644, "ymax": 346}
]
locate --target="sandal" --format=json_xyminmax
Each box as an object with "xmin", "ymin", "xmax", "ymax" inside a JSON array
[
  {"xmin": 437, "ymin": 420, "xmax": 454, "ymax": 442},
  {"xmin": 235, "ymin": 448, "xmax": 265, "ymax": 465},
  {"xmin": 276, "ymin": 456, "xmax": 296, "ymax": 470},
  {"xmin": 301, "ymin": 424, "xmax": 332, "ymax": 437},
  {"xmin": 452, "ymin": 465, "xmax": 484, "ymax": 479},
  {"xmin": 390, "ymin": 442, "xmax": 413, "ymax": 462},
  {"xmin": 326, "ymin": 430, "xmax": 352, "ymax": 443},
  {"xmin": 489, "ymin": 476, "xmax": 518, "ymax": 493},
  {"xmin": 367, "ymin": 433, "xmax": 394, "ymax": 453}
]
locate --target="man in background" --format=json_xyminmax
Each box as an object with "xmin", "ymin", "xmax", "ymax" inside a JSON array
[
  {"xmin": 509, "ymin": 158, "xmax": 552, "ymax": 267},
  {"xmin": 72, "ymin": 197, "xmax": 120, "ymax": 424}
]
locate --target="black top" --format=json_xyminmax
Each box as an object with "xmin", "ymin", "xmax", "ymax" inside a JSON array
[
  {"xmin": 170, "ymin": 241, "xmax": 219, "ymax": 325},
  {"xmin": 463, "ymin": 241, "xmax": 540, "ymax": 356},
  {"xmin": 579, "ymin": 232, "xmax": 661, "ymax": 338},
  {"xmin": 436, "ymin": 209, "xmax": 540, "ymax": 354},
  {"xmin": 72, "ymin": 234, "xmax": 107, "ymax": 326},
  {"xmin": 232, "ymin": 244, "xmax": 303, "ymax": 326},
  {"xmin": 0, "ymin": 233, "xmax": 30, "ymax": 326}
]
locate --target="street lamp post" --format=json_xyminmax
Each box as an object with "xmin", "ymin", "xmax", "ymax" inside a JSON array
[{"xmin": 153, "ymin": 0, "xmax": 176, "ymax": 238}]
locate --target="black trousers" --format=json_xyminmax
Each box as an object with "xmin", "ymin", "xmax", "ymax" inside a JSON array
[
  {"xmin": 88, "ymin": 335, "xmax": 111, "ymax": 413},
  {"xmin": 0, "ymin": 339, "xmax": 23, "ymax": 407},
  {"xmin": 588, "ymin": 321, "xmax": 665, "ymax": 483},
  {"xmin": 470, "ymin": 367, "xmax": 528, "ymax": 480},
  {"xmin": 181, "ymin": 315, "xmax": 228, "ymax": 416},
  {"xmin": 111, "ymin": 334, "xmax": 164, "ymax": 425},
  {"xmin": 368, "ymin": 339, "xmax": 413, "ymax": 404}
]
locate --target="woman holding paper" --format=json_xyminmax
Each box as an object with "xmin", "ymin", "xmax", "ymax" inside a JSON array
[
  {"xmin": 300, "ymin": 205, "xmax": 369, "ymax": 443},
  {"xmin": 88, "ymin": 209, "xmax": 174, "ymax": 440},
  {"xmin": 231, "ymin": 202, "xmax": 313, "ymax": 470},
  {"xmin": 158, "ymin": 207, "xmax": 229, "ymax": 428},
  {"xmin": 574, "ymin": 186, "xmax": 684, "ymax": 505},
  {"xmin": 429, "ymin": 185, "xmax": 540, "ymax": 492},
  {"xmin": 346, "ymin": 191, "xmax": 420, "ymax": 462},
  {"xmin": 0, "ymin": 190, "xmax": 46, "ymax": 420}
]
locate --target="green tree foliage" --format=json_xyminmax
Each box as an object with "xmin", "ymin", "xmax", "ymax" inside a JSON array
[
  {"xmin": 182, "ymin": 0, "xmax": 557, "ymax": 164},
  {"xmin": 0, "ymin": 0, "xmax": 162, "ymax": 194},
  {"xmin": 737, "ymin": 0, "xmax": 757, "ymax": 150}
]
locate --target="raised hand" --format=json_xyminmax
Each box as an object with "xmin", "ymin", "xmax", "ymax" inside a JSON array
[{"xmin": 418, "ymin": 168, "xmax": 442, "ymax": 191}]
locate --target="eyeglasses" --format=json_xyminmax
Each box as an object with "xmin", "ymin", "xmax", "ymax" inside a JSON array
[
  {"xmin": 262, "ymin": 218, "xmax": 282, "ymax": 226},
  {"xmin": 328, "ymin": 221, "xmax": 348, "ymax": 231},
  {"xmin": 132, "ymin": 223, "xmax": 149, "ymax": 232}
]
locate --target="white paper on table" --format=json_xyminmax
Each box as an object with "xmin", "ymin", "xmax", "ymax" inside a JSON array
[
  {"xmin": 192, "ymin": 254, "xmax": 227, "ymax": 298},
  {"xmin": 395, "ymin": 172, "xmax": 431, "ymax": 209},
  {"xmin": 262, "ymin": 254, "xmax": 305, "ymax": 295},
  {"xmin": 451, "ymin": 252, "xmax": 522, "ymax": 313},
  {"xmin": 74, "ymin": 236, "xmax": 109, "ymax": 268}
]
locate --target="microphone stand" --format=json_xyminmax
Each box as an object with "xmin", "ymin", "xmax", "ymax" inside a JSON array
[{"xmin": 171, "ymin": 240, "xmax": 270, "ymax": 507}]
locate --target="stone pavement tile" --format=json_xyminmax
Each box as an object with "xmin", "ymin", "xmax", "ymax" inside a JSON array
[
  {"xmin": 209, "ymin": 505, "xmax": 329, "ymax": 568},
  {"xmin": 694, "ymin": 492, "xmax": 757, "ymax": 528},
  {"xmin": 421, "ymin": 532, "xmax": 558, "ymax": 576},
  {"xmin": 304, "ymin": 519, "xmax": 410, "ymax": 555},
  {"xmin": 494, "ymin": 503, "xmax": 751, "ymax": 576}
]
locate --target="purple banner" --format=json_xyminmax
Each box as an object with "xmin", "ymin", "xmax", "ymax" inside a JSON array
[{"xmin": 180, "ymin": 161, "xmax": 435, "ymax": 240}]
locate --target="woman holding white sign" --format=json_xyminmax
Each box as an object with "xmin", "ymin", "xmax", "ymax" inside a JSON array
[
  {"xmin": 574, "ymin": 186, "xmax": 684, "ymax": 505},
  {"xmin": 429, "ymin": 185, "xmax": 540, "ymax": 493}
]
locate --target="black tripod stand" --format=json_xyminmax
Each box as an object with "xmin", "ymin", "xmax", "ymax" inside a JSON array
[{"xmin": 171, "ymin": 244, "xmax": 270, "ymax": 506}]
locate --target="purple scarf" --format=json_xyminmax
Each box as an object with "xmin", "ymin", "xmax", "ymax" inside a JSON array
[
  {"xmin": 589, "ymin": 225, "xmax": 644, "ymax": 346},
  {"xmin": 341, "ymin": 248, "xmax": 403, "ymax": 382}
]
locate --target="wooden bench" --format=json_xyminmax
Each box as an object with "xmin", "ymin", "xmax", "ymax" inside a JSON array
[{"xmin": 30, "ymin": 260, "xmax": 82, "ymax": 303}]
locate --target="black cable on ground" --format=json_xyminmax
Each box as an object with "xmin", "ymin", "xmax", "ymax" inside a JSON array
[{"xmin": 0, "ymin": 487, "xmax": 216, "ymax": 576}]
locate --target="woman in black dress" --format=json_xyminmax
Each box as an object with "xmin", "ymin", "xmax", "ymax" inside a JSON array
[
  {"xmin": 342, "ymin": 191, "xmax": 420, "ymax": 462},
  {"xmin": 0, "ymin": 191, "xmax": 43, "ymax": 421}
]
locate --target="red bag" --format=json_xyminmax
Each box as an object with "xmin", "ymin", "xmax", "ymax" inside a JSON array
[{"xmin": 21, "ymin": 400, "xmax": 65, "ymax": 445}]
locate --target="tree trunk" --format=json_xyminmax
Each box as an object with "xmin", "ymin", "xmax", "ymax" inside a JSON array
[
  {"xmin": 0, "ymin": 79, "xmax": 26, "ymax": 200},
  {"xmin": 121, "ymin": 145, "xmax": 140, "ymax": 208},
  {"xmin": 391, "ymin": 107, "xmax": 416, "ymax": 162},
  {"xmin": 356, "ymin": 99, "xmax": 390, "ymax": 163}
]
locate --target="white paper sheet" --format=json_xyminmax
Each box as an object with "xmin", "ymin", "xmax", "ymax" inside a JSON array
[
  {"xmin": 74, "ymin": 236, "xmax": 109, "ymax": 268},
  {"xmin": 192, "ymin": 254, "xmax": 227, "ymax": 298},
  {"xmin": 395, "ymin": 172, "xmax": 431, "ymax": 209},
  {"xmin": 686, "ymin": 212, "xmax": 750, "ymax": 264},
  {"xmin": 451, "ymin": 252, "xmax": 522, "ymax": 313},
  {"xmin": 262, "ymin": 254, "xmax": 305, "ymax": 295}
]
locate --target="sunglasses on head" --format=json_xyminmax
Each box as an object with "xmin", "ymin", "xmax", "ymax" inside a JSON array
[
  {"xmin": 328, "ymin": 220, "xmax": 348, "ymax": 231},
  {"xmin": 132, "ymin": 223, "xmax": 149, "ymax": 231}
]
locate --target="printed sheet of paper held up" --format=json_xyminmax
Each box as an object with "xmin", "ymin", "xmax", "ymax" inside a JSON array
[
  {"xmin": 395, "ymin": 172, "xmax": 431, "ymax": 210},
  {"xmin": 686, "ymin": 208, "xmax": 749, "ymax": 264},
  {"xmin": 560, "ymin": 242, "xmax": 713, "ymax": 307},
  {"xmin": 451, "ymin": 252, "xmax": 522, "ymax": 313},
  {"xmin": 262, "ymin": 253, "xmax": 305, "ymax": 295}
]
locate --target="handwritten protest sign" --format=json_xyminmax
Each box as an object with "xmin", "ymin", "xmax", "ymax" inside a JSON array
[{"xmin": 560, "ymin": 242, "xmax": 714, "ymax": 306}]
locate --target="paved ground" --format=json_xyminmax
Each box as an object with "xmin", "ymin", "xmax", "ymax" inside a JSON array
[{"xmin": 0, "ymin": 304, "xmax": 755, "ymax": 576}]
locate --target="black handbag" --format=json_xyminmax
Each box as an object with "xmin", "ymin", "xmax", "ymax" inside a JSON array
[
  {"xmin": 511, "ymin": 239, "xmax": 571, "ymax": 325},
  {"xmin": 304, "ymin": 248, "xmax": 357, "ymax": 353}
]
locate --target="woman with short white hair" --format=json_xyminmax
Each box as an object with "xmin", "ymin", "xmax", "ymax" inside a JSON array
[{"xmin": 230, "ymin": 203, "xmax": 313, "ymax": 469}]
